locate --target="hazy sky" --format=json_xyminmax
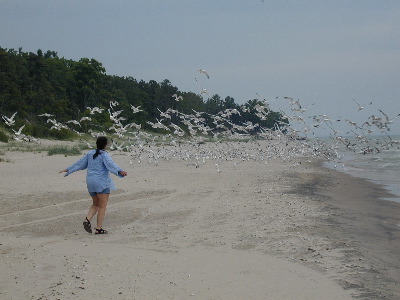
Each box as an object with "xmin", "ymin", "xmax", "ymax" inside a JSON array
[{"xmin": 1, "ymin": 0, "xmax": 399, "ymax": 135}]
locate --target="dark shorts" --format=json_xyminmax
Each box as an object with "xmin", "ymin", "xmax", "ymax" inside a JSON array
[{"xmin": 89, "ymin": 188, "xmax": 110, "ymax": 196}]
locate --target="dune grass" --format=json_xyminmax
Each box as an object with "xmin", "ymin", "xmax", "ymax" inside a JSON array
[
  {"xmin": 0, "ymin": 149, "xmax": 11, "ymax": 162},
  {"xmin": 0, "ymin": 140, "xmax": 90, "ymax": 157},
  {"xmin": 0, "ymin": 156, "xmax": 11, "ymax": 162},
  {"xmin": 0, "ymin": 130, "xmax": 8, "ymax": 143},
  {"xmin": 47, "ymin": 145, "xmax": 85, "ymax": 156}
]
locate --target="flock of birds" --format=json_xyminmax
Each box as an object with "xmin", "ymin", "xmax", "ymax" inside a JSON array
[{"xmin": 1, "ymin": 70, "xmax": 399, "ymax": 172}]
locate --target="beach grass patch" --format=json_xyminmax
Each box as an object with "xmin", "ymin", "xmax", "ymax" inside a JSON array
[
  {"xmin": 0, "ymin": 156, "xmax": 11, "ymax": 162},
  {"xmin": 0, "ymin": 150, "xmax": 11, "ymax": 162},
  {"xmin": 47, "ymin": 145, "xmax": 83, "ymax": 156},
  {"xmin": 0, "ymin": 130, "xmax": 8, "ymax": 143}
]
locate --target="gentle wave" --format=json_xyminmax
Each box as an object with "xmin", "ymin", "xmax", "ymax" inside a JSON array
[{"xmin": 325, "ymin": 146, "xmax": 400, "ymax": 202}]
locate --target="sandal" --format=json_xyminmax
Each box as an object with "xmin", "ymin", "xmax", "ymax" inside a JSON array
[
  {"xmin": 83, "ymin": 217, "xmax": 92, "ymax": 233},
  {"xmin": 95, "ymin": 228, "xmax": 108, "ymax": 234}
]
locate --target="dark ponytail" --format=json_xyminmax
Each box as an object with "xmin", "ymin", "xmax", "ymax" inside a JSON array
[{"xmin": 93, "ymin": 136, "xmax": 108, "ymax": 159}]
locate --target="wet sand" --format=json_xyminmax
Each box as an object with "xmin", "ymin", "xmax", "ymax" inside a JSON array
[
  {"xmin": 313, "ymin": 166, "xmax": 400, "ymax": 299},
  {"xmin": 0, "ymin": 147, "xmax": 399, "ymax": 299}
]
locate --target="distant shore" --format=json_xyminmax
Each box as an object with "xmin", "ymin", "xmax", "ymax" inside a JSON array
[{"xmin": 0, "ymin": 144, "xmax": 399, "ymax": 299}]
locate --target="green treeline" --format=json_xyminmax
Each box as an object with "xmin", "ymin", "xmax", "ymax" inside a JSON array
[{"xmin": 0, "ymin": 46, "xmax": 286, "ymax": 138}]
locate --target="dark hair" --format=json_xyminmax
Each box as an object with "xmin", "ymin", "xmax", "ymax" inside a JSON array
[{"xmin": 93, "ymin": 136, "xmax": 108, "ymax": 159}]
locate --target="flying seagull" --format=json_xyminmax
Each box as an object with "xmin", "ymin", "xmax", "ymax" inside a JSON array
[
  {"xmin": 2, "ymin": 112, "xmax": 17, "ymax": 126},
  {"xmin": 130, "ymin": 105, "xmax": 143, "ymax": 113},
  {"xmin": 12, "ymin": 124, "xmax": 25, "ymax": 136},
  {"xmin": 197, "ymin": 69, "xmax": 209, "ymax": 79},
  {"xmin": 172, "ymin": 94, "xmax": 183, "ymax": 102},
  {"xmin": 38, "ymin": 113, "xmax": 54, "ymax": 117}
]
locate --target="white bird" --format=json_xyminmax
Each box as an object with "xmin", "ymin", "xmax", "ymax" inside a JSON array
[
  {"xmin": 158, "ymin": 110, "xmax": 172, "ymax": 120},
  {"xmin": 109, "ymin": 109, "xmax": 123, "ymax": 118},
  {"xmin": 83, "ymin": 141, "xmax": 93, "ymax": 148},
  {"xmin": 66, "ymin": 120, "xmax": 81, "ymax": 126},
  {"xmin": 147, "ymin": 119, "xmax": 170, "ymax": 131},
  {"xmin": 172, "ymin": 94, "xmax": 183, "ymax": 102},
  {"xmin": 352, "ymin": 99, "xmax": 371, "ymax": 111},
  {"xmin": 378, "ymin": 109, "xmax": 392, "ymax": 124},
  {"xmin": 80, "ymin": 116, "xmax": 92, "ymax": 122},
  {"xmin": 109, "ymin": 100, "xmax": 119, "ymax": 108},
  {"xmin": 86, "ymin": 106, "xmax": 104, "ymax": 114},
  {"xmin": 200, "ymin": 88, "xmax": 210, "ymax": 97},
  {"xmin": 127, "ymin": 122, "xmax": 142, "ymax": 130},
  {"xmin": 110, "ymin": 140, "xmax": 127, "ymax": 151},
  {"xmin": 167, "ymin": 108, "xmax": 179, "ymax": 114},
  {"xmin": 72, "ymin": 129, "xmax": 84, "ymax": 136},
  {"xmin": 241, "ymin": 106, "xmax": 249, "ymax": 113},
  {"xmin": 345, "ymin": 119, "xmax": 358, "ymax": 127},
  {"xmin": 2, "ymin": 112, "xmax": 17, "ymax": 126},
  {"xmin": 169, "ymin": 123, "xmax": 183, "ymax": 131},
  {"xmin": 130, "ymin": 105, "xmax": 143, "ymax": 113},
  {"xmin": 195, "ymin": 77, "xmax": 210, "ymax": 97},
  {"xmin": 197, "ymin": 69, "xmax": 209, "ymax": 79},
  {"xmin": 38, "ymin": 113, "xmax": 54, "ymax": 117},
  {"xmin": 50, "ymin": 123, "xmax": 68, "ymax": 131},
  {"xmin": 12, "ymin": 124, "xmax": 25, "ymax": 136}
]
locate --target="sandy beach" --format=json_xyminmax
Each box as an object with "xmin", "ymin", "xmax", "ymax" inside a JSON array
[{"xmin": 1, "ymin": 143, "xmax": 400, "ymax": 300}]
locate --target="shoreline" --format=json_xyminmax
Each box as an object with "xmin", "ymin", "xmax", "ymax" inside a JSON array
[
  {"xmin": 314, "ymin": 163, "xmax": 400, "ymax": 299},
  {"xmin": 323, "ymin": 157, "xmax": 400, "ymax": 204},
  {"xmin": 0, "ymin": 149, "xmax": 399, "ymax": 299}
]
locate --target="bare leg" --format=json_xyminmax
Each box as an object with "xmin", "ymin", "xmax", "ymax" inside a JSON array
[
  {"xmin": 96, "ymin": 193, "xmax": 110, "ymax": 229},
  {"xmin": 86, "ymin": 195, "xmax": 100, "ymax": 222}
]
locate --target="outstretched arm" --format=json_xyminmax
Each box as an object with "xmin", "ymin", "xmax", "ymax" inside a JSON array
[
  {"xmin": 60, "ymin": 154, "xmax": 89, "ymax": 176},
  {"xmin": 103, "ymin": 152, "xmax": 127, "ymax": 177}
]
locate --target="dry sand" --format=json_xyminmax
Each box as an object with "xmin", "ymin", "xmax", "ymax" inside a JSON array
[{"xmin": 1, "ymin": 144, "xmax": 399, "ymax": 299}]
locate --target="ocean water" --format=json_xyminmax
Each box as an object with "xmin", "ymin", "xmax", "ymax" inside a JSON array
[{"xmin": 324, "ymin": 146, "xmax": 400, "ymax": 203}]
